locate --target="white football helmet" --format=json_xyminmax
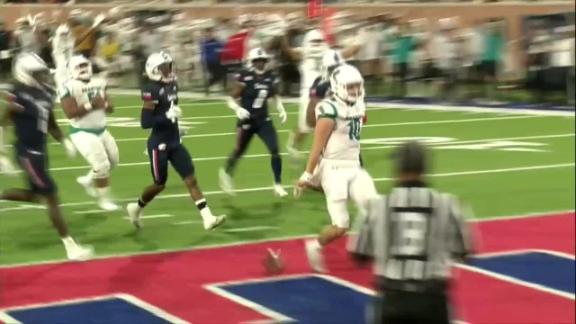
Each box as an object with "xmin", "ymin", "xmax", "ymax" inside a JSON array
[
  {"xmin": 145, "ymin": 51, "xmax": 175, "ymax": 83},
  {"xmin": 68, "ymin": 55, "xmax": 93, "ymax": 81},
  {"xmin": 330, "ymin": 64, "xmax": 364, "ymax": 105},
  {"xmin": 247, "ymin": 47, "xmax": 270, "ymax": 74},
  {"xmin": 13, "ymin": 52, "xmax": 49, "ymax": 88},
  {"xmin": 321, "ymin": 49, "xmax": 344, "ymax": 80}
]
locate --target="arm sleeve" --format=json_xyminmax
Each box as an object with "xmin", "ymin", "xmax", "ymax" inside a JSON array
[
  {"xmin": 140, "ymin": 85, "xmax": 170, "ymax": 129},
  {"xmin": 315, "ymin": 101, "xmax": 338, "ymax": 120}
]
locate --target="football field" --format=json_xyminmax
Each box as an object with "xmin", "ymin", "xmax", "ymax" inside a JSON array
[{"xmin": 0, "ymin": 94, "xmax": 574, "ymax": 323}]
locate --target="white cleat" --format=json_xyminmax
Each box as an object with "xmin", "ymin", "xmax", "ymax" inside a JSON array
[
  {"xmin": 286, "ymin": 145, "xmax": 301, "ymax": 161},
  {"xmin": 76, "ymin": 176, "xmax": 97, "ymax": 198},
  {"xmin": 305, "ymin": 240, "xmax": 327, "ymax": 273},
  {"xmin": 219, "ymin": 168, "xmax": 235, "ymax": 196},
  {"xmin": 0, "ymin": 156, "xmax": 17, "ymax": 176},
  {"xmin": 204, "ymin": 215, "xmax": 227, "ymax": 231},
  {"xmin": 99, "ymin": 200, "xmax": 120, "ymax": 212},
  {"xmin": 126, "ymin": 203, "xmax": 143, "ymax": 229},
  {"xmin": 66, "ymin": 244, "xmax": 94, "ymax": 261},
  {"xmin": 273, "ymin": 184, "xmax": 288, "ymax": 198}
]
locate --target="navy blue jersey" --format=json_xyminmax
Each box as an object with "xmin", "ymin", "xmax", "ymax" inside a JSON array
[
  {"xmin": 309, "ymin": 76, "xmax": 331, "ymax": 99},
  {"xmin": 7, "ymin": 83, "xmax": 55, "ymax": 152},
  {"xmin": 141, "ymin": 81, "xmax": 180, "ymax": 146},
  {"xmin": 237, "ymin": 69, "xmax": 277, "ymax": 120}
]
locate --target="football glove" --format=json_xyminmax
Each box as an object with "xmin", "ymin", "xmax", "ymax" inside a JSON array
[
  {"xmin": 166, "ymin": 105, "xmax": 182, "ymax": 123},
  {"xmin": 236, "ymin": 108, "xmax": 251, "ymax": 120},
  {"xmin": 276, "ymin": 98, "xmax": 287, "ymax": 124}
]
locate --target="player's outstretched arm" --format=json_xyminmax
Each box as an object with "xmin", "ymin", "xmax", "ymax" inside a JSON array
[{"xmin": 297, "ymin": 117, "xmax": 334, "ymax": 191}]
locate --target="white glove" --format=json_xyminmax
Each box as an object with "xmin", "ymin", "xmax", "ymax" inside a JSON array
[
  {"xmin": 166, "ymin": 105, "xmax": 182, "ymax": 123},
  {"xmin": 236, "ymin": 108, "xmax": 251, "ymax": 120},
  {"xmin": 293, "ymin": 171, "xmax": 313, "ymax": 198},
  {"xmin": 227, "ymin": 97, "xmax": 250, "ymax": 120},
  {"xmin": 276, "ymin": 99, "xmax": 287, "ymax": 124},
  {"xmin": 63, "ymin": 138, "xmax": 76, "ymax": 158},
  {"xmin": 92, "ymin": 13, "xmax": 106, "ymax": 28},
  {"xmin": 0, "ymin": 155, "xmax": 17, "ymax": 176}
]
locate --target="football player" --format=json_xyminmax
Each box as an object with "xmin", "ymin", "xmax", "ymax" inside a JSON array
[
  {"xmin": 61, "ymin": 55, "xmax": 120, "ymax": 211},
  {"xmin": 218, "ymin": 48, "xmax": 288, "ymax": 197},
  {"xmin": 295, "ymin": 64, "xmax": 378, "ymax": 273},
  {"xmin": 283, "ymin": 29, "xmax": 361, "ymax": 160},
  {"xmin": 0, "ymin": 53, "xmax": 92, "ymax": 261},
  {"xmin": 126, "ymin": 51, "xmax": 226, "ymax": 230}
]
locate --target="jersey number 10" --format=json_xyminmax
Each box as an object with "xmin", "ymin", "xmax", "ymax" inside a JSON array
[{"xmin": 348, "ymin": 118, "xmax": 361, "ymax": 141}]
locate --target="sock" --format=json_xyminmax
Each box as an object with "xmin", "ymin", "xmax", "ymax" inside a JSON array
[
  {"xmin": 137, "ymin": 198, "xmax": 147, "ymax": 208},
  {"xmin": 271, "ymin": 154, "xmax": 282, "ymax": 184},
  {"xmin": 61, "ymin": 236, "xmax": 76, "ymax": 250},
  {"xmin": 195, "ymin": 198, "xmax": 213, "ymax": 220},
  {"xmin": 225, "ymin": 155, "xmax": 238, "ymax": 175}
]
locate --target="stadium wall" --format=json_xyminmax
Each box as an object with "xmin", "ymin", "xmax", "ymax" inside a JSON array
[{"xmin": 0, "ymin": 2, "xmax": 573, "ymax": 70}]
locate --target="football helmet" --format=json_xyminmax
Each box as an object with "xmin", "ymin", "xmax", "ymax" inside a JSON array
[
  {"xmin": 145, "ymin": 51, "xmax": 175, "ymax": 83},
  {"xmin": 68, "ymin": 55, "xmax": 93, "ymax": 81},
  {"xmin": 330, "ymin": 64, "xmax": 364, "ymax": 105},
  {"xmin": 13, "ymin": 52, "xmax": 49, "ymax": 88},
  {"xmin": 247, "ymin": 47, "xmax": 270, "ymax": 75}
]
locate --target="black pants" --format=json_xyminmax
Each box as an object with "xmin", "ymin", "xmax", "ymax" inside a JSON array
[
  {"xmin": 205, "ymin": 61, "xmax": 225, "ymax": 92},
  {"xmin": 372, "ymin": 285, "xmax": 450, "ymax": 324}
]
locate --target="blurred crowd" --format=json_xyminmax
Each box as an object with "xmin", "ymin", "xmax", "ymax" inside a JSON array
[{"xmin": 0, "ymin": 8, "xmax": 574, "ymax": 104}]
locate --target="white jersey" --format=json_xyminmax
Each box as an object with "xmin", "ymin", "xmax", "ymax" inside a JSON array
[
  {"xmin": 62, "ymin": 78, "xmax": 108, "ymax": 129},
  {"xmin": 315, "ymin": 97, "xmax": 365, "ymax": 161},
  {"xmin": 299, "ymin": 46, "xmax": 326, "ymax": 91}
]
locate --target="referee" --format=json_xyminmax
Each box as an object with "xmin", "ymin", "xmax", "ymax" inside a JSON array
[{"xmin": 349, "ymin": 141, "xmax": 474, "ymax": 324}]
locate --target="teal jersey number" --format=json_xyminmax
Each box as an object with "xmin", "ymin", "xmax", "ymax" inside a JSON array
[{"xmin": 348, "ymin": 118, "xmax": 361, "ymax": 141}]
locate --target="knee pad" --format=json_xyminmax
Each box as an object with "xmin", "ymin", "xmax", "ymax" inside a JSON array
[{"xmin": 92, "ymin": 160, "xmax": 111, "ymax": 179}]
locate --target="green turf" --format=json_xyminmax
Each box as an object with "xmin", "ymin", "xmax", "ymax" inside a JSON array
[{"xmin": 0, "ymin": 96, "xmax": 574, "ymax": 265}]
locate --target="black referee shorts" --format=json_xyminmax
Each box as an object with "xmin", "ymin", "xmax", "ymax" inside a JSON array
[{"xmin": 372, "ymin": 290, "xmax": 450, "ymax": 324}]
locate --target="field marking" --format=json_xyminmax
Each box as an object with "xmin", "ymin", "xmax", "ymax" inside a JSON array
[
  {"xmin": 8, "ymin": 133, "xmax": 570, "ymax": 175},
  {"xmin": 0, "ymin": 211, "xmax": 572, "ymax": 269},
  {"xmin": 22, "ymin": 113, "xmax": 549, "ymax": 148},
  {"xmin": 457, "ymin": 263, "xmax": 575, "ymax": 300},
  {"xmin": 0, "ymin": 163, "xmax": 573, "ymax": 214},
  {"xmin": 105, "ymin": 89, "xmax": 575, "ymax": 117},
  {"xmin": 122, "ymin": 214, "xmax": 173, "ymax": 220},
  {"xmin": 172, "ymin": 220, "xmax": 203, "ymax": 225},
  {"xmin": 74, "ymin": 209, "xmax": 107, "ymax": 215},
  {"xmin": 222, "ymin": 226, "xmax": 279, "ymax": 233},
  {"xmin": 0, "ymin": 293, "xmax": 188, "ymax": 323}
]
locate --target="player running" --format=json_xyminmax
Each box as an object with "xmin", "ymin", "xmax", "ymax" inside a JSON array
[
  {"xmin": 283, "ymin": 29, "xmax": 361, "ymax": 160},
  {"xmin": 126, "ymin": 51, "xmax": 226, "ymax": 230},
  {"xmin": 218, "ymin": 48, "xmax": 288, "ymax": 197},
  {"xmin": 61, "ymin": 55, "xmax": 120, "ymax": 211},
  {"xmin": 295, "ymin": 64, "xmax": 377, "ymax": 273},
  {"xmin": 0, "ymin": 53, "xmax": 92, "ymax": 261}
]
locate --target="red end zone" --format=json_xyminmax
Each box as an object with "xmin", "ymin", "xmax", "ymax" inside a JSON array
[{"xmin": 0, "ymin": 212, "xmax": 574, "ymax": 323}]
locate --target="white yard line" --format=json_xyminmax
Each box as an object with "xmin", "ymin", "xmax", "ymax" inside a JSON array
[
  {"xmin": 122, "ymin": 214, "xmax": 173, "ymax": 220},
  {"xmin": 222, "ymin": 226, "xmax": 279, "ymax": 233},
  {"xmin": 0, "ymin": 162, "xmax": 572, "ymax": 214},
  {"xmin": 15, "ymin": 133, "xmax": 571, "ymax": 174}
]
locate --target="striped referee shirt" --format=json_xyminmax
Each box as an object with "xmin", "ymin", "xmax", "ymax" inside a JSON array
[{"xmin": 350, "ymin": 181, "xmax": 473, "ymax": 282}]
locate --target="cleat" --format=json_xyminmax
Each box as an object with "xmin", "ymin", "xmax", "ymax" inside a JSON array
[
  {"xmin": 273, "ymin": 184, "xmax": 288, "ymax": 198},
  {"xmin": 66, "ymin": 244, "xmax": 94, "ymax": 261},
  {"xmin": 76, "ymin": 175, "xmax": 97, "ymax": 198},
  {"xmin": 305, "ymin": 240, "xmax": 327, "ymax": 273},
  {"xmin": 98, "ymin": 200, "xmax": 120, "ymax": 212},
  {"xmin": 219, "ymin": 168, "xmax": 235, "ymax": 196},
  {"xmin": 126, "ymin": 203, "xmax": 143, "ymax": 229},
  {"xmin": 204, "ymin": 214, "xmax": 226, "ymax": 230}
]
